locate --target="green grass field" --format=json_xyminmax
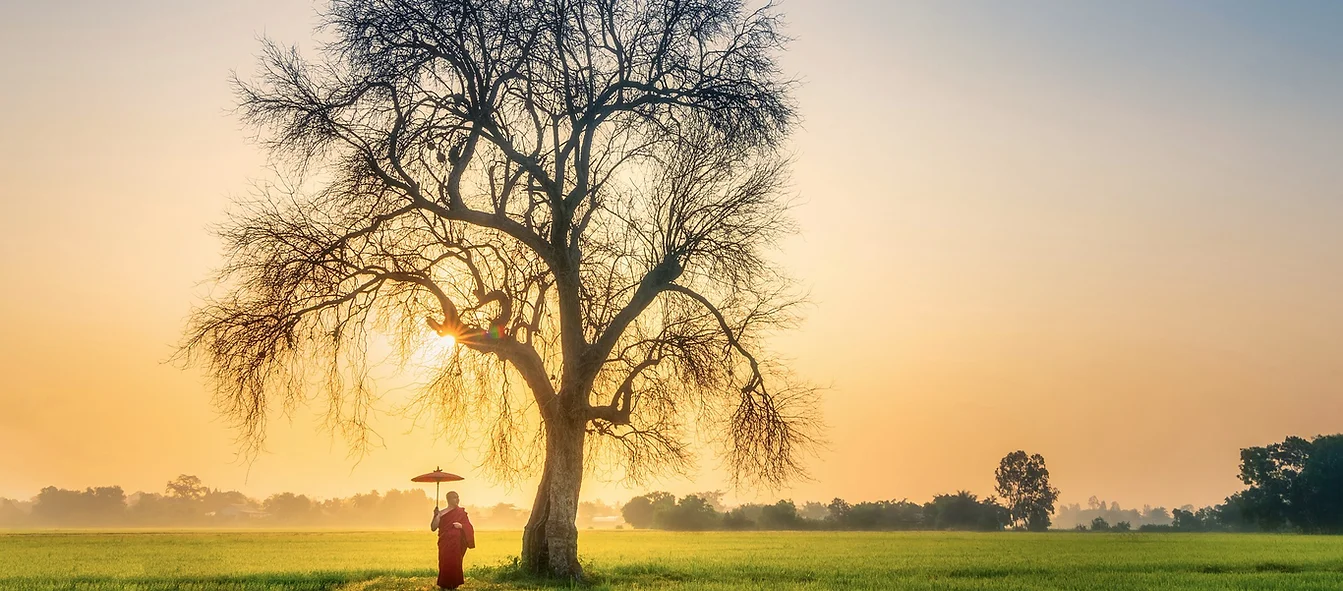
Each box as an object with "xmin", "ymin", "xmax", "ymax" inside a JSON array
[{"xmin": 3, "ymin": 530, "xmax": 1343, "ymax": 590}]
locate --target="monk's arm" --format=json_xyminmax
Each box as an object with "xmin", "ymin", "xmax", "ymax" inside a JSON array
[{"xmin": 430, "ymin": 510, "xmax": 441, "ymax": 531}]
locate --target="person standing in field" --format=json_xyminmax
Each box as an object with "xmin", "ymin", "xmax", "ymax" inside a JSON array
[{"xmin": 430, "ymin": 491, "xmax": 475, "ymax": 589}]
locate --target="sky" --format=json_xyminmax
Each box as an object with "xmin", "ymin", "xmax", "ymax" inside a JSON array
[{"xmin": 1, "ymin": 1, "xmax": 1340, "ymax": 512}]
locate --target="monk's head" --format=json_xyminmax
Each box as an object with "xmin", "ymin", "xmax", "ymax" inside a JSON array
[{"xmin": 446, "ymin": 490, "xmax": 460, "ymax": 508}]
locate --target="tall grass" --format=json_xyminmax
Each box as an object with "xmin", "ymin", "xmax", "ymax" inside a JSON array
[{"xmin": 4, "ymin": 530, "xmax": 1343, "ymax": 590}]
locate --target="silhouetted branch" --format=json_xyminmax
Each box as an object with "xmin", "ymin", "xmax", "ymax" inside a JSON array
[{"xmin": 184, "ymin": 0, "xmax": 813, "ymax": 492}]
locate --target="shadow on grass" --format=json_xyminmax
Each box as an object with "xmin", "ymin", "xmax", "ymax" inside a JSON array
[
  {"xmin": 464, "ymin": 557, "xmax": 704, "ymax": 589},
  {"xmin": 1196, "ymin": 562, "xmax": 1306, "ymax": 574},
  {"xmin": 467, "ymin": 557, "xmax": 608, "ymax": 589}
]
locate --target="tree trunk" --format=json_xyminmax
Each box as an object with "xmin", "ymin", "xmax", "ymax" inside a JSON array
[{"xmin": 521, "ymin": 417, "xmax": 586, "ymax": 579}]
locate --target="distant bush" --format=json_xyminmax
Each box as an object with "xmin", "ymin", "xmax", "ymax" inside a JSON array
[
  {"xmin": 722, "ymin": 507, "xmax": 755, "ymax": 530},
  {"xmin": 759, "ymin": 500, "xmax": 804, "ymax": 530},
  {"xmin": 927, "ymin": 492, "xmax": 1008, "ymax": 532},
  {"xmin": 655, "ymin": 495, "xmax": 721, "ymax": 531},
  {"xmin": 621, "ymin": 492, "xmax": 674, "ymax": 529}
]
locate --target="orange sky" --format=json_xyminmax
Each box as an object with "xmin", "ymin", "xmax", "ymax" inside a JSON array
[{"xmin": 2, "ymin": 1, "xmax": 1341, "ymax": 511}]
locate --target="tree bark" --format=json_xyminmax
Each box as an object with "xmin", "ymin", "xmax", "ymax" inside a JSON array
[{"xmin": 521, "ymin": 416, "xmax": 586, "ymax": 579}]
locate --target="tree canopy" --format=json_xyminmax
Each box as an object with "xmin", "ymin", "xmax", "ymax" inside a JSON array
[
  {"xmin": 994, "ymin": 450, "xmax": 1060, "ymax": 531},
  {"xmin": 182, "ymin": 0, "xmax": 815, "ymax": 577},
  {"xmin": 1234, "ymin": 434, "xmax": 1343, "ymax": 533}
]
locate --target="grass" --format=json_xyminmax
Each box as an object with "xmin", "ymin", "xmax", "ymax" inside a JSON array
[{"xmin": 4, "ymin": 530, "xmax": 1343, "ymax": 590}]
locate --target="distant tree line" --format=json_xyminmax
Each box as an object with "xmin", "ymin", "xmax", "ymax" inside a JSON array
[
  {"xmin": 1056, "ymin": 497, "xmax": 1266, "ymax": 533},
  {"xmin": 620, "ymin": 437, "xmax": 1343, "ymax": 534},
  {"xmin": 0, "ymin": 474, "xmax": 623, "ymax": 529},
  {"xmin": 620, "ymin": 490, "xmax": 1016, "ymax": 532},
  {"xmin": 0, "ymin": 475, "xmax": 436, "ymax": 527},
  {"xmin": 619, "ymin": 449, "xmax": 1059, "ymax": 532},
  {"xmin": 1054, "ymin": 498, "xmax": 1175, "ymax": 530},
  {"xmin": 8, "ymin": 436, "xmax": 1339, "ymax": 534},
  {"xmin": 1064, "ymin": 435, "xmax": 1343, "ymax": 534}
]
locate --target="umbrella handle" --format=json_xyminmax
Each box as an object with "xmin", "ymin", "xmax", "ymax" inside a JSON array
[{"xmin": 435, "ymin": 481, "xmax": 441, "ymax": 510}]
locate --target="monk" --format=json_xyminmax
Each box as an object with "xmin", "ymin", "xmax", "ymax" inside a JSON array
[{"xmin": 430, "ymin": 491, "xmax": 475, "ymax": 589}]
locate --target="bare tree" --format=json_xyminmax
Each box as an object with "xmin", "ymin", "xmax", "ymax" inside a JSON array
[{"xmin": 181, "ymin": 0, "xmax": 815, "ymax": 578}]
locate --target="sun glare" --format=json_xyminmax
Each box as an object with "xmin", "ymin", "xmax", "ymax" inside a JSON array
[{"xmin": 413, "ymin": 332, "xmax": 457, "ymax": 367}]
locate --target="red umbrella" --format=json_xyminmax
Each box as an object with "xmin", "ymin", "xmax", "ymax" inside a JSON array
[{"xmin": 412, "ymin": 466, "xmax": 464, "ymax": 509}]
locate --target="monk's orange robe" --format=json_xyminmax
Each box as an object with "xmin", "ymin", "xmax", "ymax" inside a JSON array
[{"xmin": 435, "ymin": 506, "xmax": 475, "ymax": 589}]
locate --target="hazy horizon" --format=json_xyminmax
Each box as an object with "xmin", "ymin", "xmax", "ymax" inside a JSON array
[
  {"xmin": 0, "ymin": 473, "xmax": 1236, "ymax": 518},
  {"xmin": 2, "ymin": 0, "xmax": 1341, "ymax": 513}
]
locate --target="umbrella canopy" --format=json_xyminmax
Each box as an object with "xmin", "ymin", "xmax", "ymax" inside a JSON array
[
  {"xmin": 412, "ymin": 467, "xmax": 464, "ymax": 483},
  {"xmin": 412, "ymin": 467, "xmax": 464, "ymax": 509}
]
